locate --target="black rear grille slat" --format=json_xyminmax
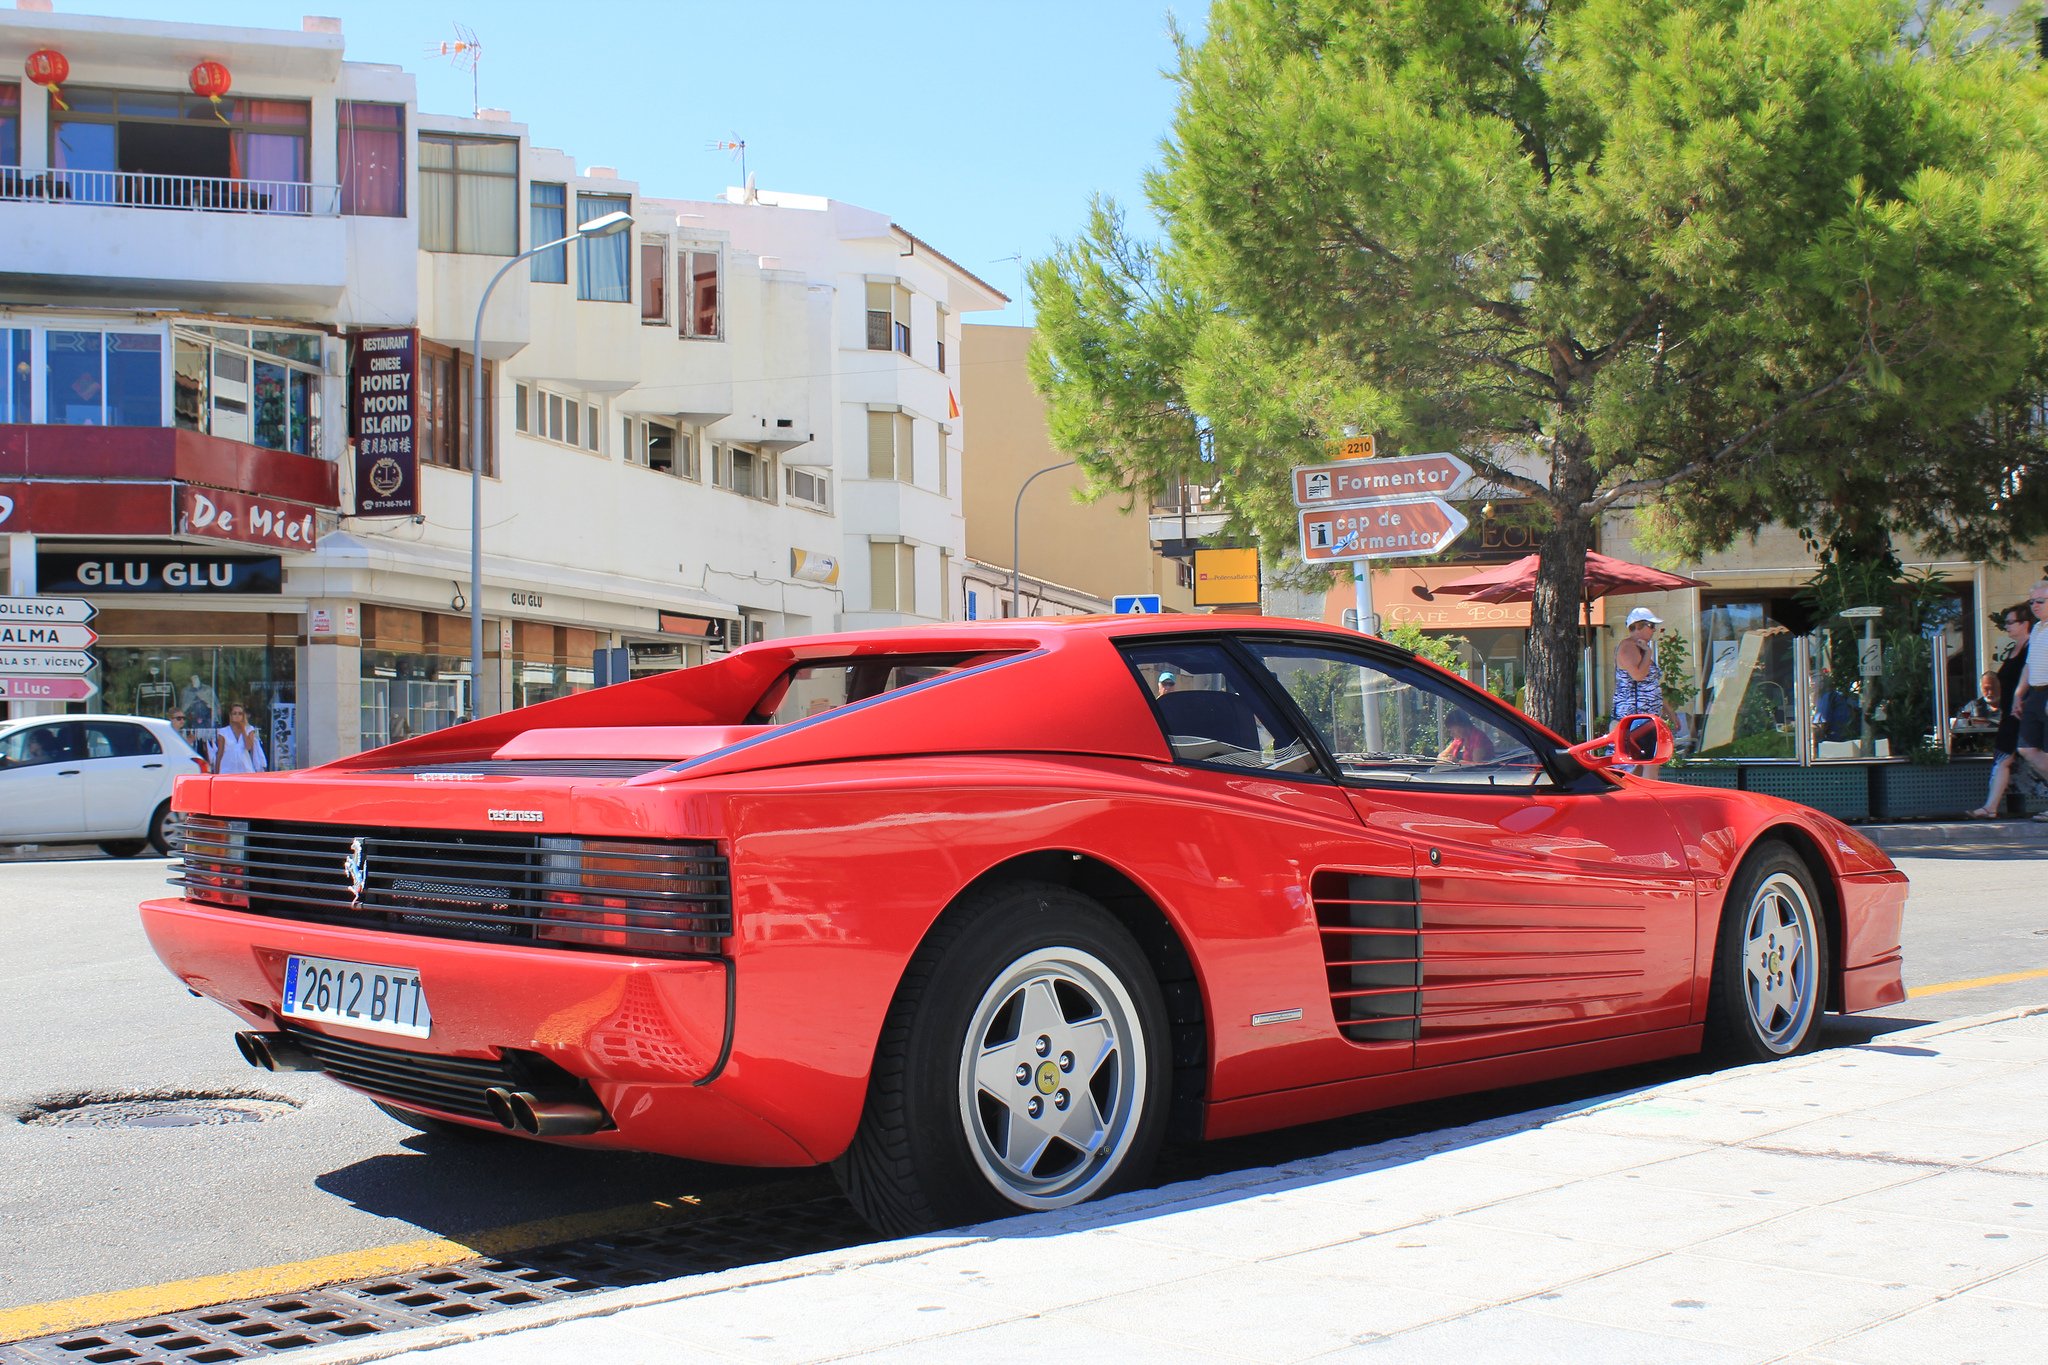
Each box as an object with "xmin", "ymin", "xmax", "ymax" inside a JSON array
[
  {"xmin": 282, "ymin": 1027, "xmax": 593, "ymax": 1124},
  {"xmin": 178, "ymin": 820, "xmax": 732, "ymax": 958}
]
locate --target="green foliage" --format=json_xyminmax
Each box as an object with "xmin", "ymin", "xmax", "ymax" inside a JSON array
[
  {"xmin": 1380, "ymin": 621, "xmax": 1467, "ymax": 672},
  {"xmin": 1030, "ymin": 0, "xmax": 2048, "ymax": 734},
  {"xmin": 1697, "ymin": 729, "xmax": 1797, "ymax": 760},
  {"xmin": 1656, "ymin": 629, "xmax": 1699, "ymax": 714}
]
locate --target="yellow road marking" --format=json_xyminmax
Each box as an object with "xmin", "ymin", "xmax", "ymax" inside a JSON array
[
  {"xmin": 1908, "ymin": 966, "xmax": 2048, "ymax": 1000},
  {"xmin": 0, "ymin": 1179, "xmax": 814, "ymax": 1344}
]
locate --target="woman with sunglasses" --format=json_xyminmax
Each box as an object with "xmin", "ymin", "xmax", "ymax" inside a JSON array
[{"xmin": 1968, "ymin": 604, "xmax": 2034, "ymax": 818}]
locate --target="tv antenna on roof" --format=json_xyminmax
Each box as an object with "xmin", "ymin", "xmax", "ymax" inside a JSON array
[
  {"xmin": 708, "ymin": 134, "xmax": 748, "ymax": 186},
  {"xmin": 428, "ymin": 24, "xmax": 484, "ymax": 117}
]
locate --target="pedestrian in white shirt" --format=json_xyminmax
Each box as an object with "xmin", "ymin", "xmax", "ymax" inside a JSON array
[
  {"xmin": 2012, "ymin": 581, "xmax": 2048, "ymax": 821},
  {"xmin": 211, "ymin": 701, "xmax": 268, "ymax": 775}
]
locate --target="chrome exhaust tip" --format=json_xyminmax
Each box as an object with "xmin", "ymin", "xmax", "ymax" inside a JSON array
[
  {"xmin": 235, "ymin": 1031, "xmax": 321, "ymax": 1072},
  {"xmin": 484, "ymin": 1086, "xmax": 524, "ymax": 1132},
  {"xmin": 507, "ymin": 1091, "xmax": 607, "ymax": 1136}
]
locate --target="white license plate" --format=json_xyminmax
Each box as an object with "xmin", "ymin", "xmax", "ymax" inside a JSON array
[{"xmin": 281, "ymin": 955, "xmax": 432, "ymax": 1038}]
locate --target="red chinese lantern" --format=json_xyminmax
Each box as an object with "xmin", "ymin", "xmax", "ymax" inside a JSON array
[
  {"xmin": 24, "ymin": 48, "xmax": 69, "ymax": 112},
  {"xmin": 189, "ymin": 59, "xmax": 232, "ymax": 118}
]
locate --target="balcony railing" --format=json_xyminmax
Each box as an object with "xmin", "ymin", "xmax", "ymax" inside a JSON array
[{"xmin": 0, "ymin": 168, "xmax": 341, "ymax": 217}]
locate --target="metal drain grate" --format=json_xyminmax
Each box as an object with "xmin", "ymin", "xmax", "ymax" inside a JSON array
[{"xmin": 2, "ymin": 1196, "xmax": 876, "ymax": 1364}]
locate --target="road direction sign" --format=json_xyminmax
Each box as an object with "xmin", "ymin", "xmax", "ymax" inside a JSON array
[
  {"xmin": 0, "ymin": 676, "xmax": 99, "ymax": 702},
  {"xmin": 1299, "ymin": 497, "xmax": 1470, "ymax": 563},
  {"xmin": 1112, "ymin": 594, "xmax": 1163, "ymax": 615},
  {"xmin": 0, "ymin": 596, "xmax": 96, "ymax": 624},
  {"xmin": 1293, "ymin": 452, "xmax": 1472, "ymax": 507},
  {"xmin": 0, "ymin": 622, "xmax": 97, "ymax": 650},
  {"xmin": 0, "ymin": 650, "xmax": 95, "ymax": 676}
]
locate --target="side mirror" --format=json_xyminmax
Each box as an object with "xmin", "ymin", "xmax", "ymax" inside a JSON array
[{"xmin": 1565, "ymin": 713, "xmax": 1673, "ymax": 770}]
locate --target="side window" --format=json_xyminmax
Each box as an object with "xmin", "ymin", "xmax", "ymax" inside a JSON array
[
  {"xmin": 1123, "ymin": 641, "xmax": 1317, "ymax": 774},
  {"xmin": 1, "ymin": 722, "xmax": 84, "ymax": 768},
  {"xmin": 1243, "ymin": 641, "xmax": 1550, "ymax": 788},
  {"xmin": 86, "ymin": 722, "xmax": 160, "ymax": 758}
]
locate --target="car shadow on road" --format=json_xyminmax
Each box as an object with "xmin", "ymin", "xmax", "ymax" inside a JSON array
[{"xmin": 1859, "ymin": 822, "xmax": 2048, "ymax": 862}]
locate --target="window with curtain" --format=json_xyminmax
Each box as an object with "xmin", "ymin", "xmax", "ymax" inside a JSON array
[
  {"xmin": 576, "ymin": 193, "xmax": 632, "ymax": 302},
  {"xmin": 44, "ymin": 88, "xmax": 309, "ymax": 208},
  {"xmin": 866, "ymin": 409, "xmax": 913, "ymax": 482},
  {"xmin": 640, "ymin": 240, "xmax": 667, "ymax": 323},
  {"xmin": 869, "ymin": 541, "xmax": 917, "ymax": 615},
  {"xmin": 529, "ymin": 182, "xmax": 566, "ymax": 283},
  {"xmin": 417, "ymin": 341, "xmax": 495, "ymax": 473},
  {"xmin": 679, "ymin": 247, "xmax": 721, "ymax": 339},
  {"xmin": 866, "ymin": 281, "xmax": 912, "ymax": 354},
  {"xmin": 419, "ymin": 133, "xmax": 517, "ymax": 255},
  {"xmin": 337, "ymin": 100, "xmax": 404, "ymax": 217},
  {"xmin": 1, "ymin": 83, "xmax": 19, "ymax": 167}
]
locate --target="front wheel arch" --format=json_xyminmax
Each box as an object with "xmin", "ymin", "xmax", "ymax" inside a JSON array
[{"xmin": 1740, "ymin": 823, "xmax": 1846, "ymax": 1013}]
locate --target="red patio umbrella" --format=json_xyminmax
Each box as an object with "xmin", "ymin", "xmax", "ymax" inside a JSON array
[
  {"xmin": 1430, "ymin": 551, "xmax": 1708, "ymax": 738},
  {"xmin": 1431, "ymin": 550, "xmax": 1708, "ymax": 607}
]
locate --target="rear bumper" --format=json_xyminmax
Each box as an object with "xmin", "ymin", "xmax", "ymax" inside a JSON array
[
  {"xmin": 139, "ymin": 896, "xmax": 815, "ymax": 1166},
  {"xmin": 1837, "ymin": 869, "xmax": 1909, "ymax": 1014}
]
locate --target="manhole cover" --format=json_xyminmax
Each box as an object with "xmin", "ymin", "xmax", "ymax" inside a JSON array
[{"xmin": 20, "ymin": 1091, "xmax": 301, "ymax": 1129}]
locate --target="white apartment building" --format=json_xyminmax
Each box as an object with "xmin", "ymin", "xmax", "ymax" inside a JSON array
[{"xmin": 0, "ymin": 5, "xmax": 1000, "ymax": 767}]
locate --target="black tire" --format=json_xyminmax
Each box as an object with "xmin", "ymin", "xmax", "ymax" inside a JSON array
[
  {"xmin": 833, "ymin": 882, "xmax": 1172, "ymax": 1236},
  {"xmin": 1705, "ymin": 842, "xmax": 1830, "ymax": 1063},
  {"xmin": 98, "ymin": 840, "xmax": 147, "ymax": 858},
  {"xmin": 373, "ymin": 1099, "xmax": 501, "ymax": 1142},
  {"xmin": 148, "ymin": 802, "xmax": 179, "ymax": 857}
]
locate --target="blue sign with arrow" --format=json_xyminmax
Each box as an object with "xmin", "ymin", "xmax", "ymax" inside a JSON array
[{"xmin": 1112, "ymin": 594, "xmax": 1162, "ymax": 615}]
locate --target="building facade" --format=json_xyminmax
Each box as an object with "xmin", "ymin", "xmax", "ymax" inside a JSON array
[{"xmin": 1, "ymin": 7, "xmax": 1000, "ymax": 766}]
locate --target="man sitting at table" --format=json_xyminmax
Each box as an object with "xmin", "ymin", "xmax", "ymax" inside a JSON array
[{"xmin": 1956, "ymin": 671, "xmax": 2001, "ymax": 725}]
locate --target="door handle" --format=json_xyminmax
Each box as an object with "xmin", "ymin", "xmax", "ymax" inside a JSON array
[
  {"xmin": 143, "ymin": 763, "xmax": 165, "ymax": 770},
  {"xmin": 58, "ymin": 769, "xmax": 81, "ymax": 776}
]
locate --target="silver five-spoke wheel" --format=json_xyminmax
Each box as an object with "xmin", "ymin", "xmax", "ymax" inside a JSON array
[
  {"xmin": 1739, "ymin": 870, "xmax": 1819, "ymax": 1055},
  {"xmin": 961, "ymin": 948, "xmax": 1148, "ymax": 1210}
]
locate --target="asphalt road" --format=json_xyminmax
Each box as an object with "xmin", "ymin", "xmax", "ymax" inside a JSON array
[{"xmin": 1, "ymin": 823, "xmax": 2043, "ymax": 1318}]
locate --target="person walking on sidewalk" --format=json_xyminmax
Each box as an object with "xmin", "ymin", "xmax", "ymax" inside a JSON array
[
  {"xmin": 1613, "ymin": 606, "xmax": 1665, "ymax": 775},
  {"xmin": 1968, "ymin": 603, "xmax": 2033, "ymax": 818},
  {"xmin": 2011, "ymin": 581, "xmax": 2048, "ymax": 821}
]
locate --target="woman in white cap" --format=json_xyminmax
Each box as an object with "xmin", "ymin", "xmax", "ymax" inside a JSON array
[{"xmin": 1613, "ymin": 606, "xmax": 1665, "ymax": 773}]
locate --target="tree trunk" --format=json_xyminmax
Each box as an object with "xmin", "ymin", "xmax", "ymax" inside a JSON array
[{"xmin": 1525, "ymin": 513, "xmax": 1595, "ymax": 738}]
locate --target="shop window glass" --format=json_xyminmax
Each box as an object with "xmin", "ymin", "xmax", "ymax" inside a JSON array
[
  {"xmin": 173, "ymin": 326, "xmax": 319, "ymax": 453},
  {"xmin": 336, "ymin": 100, "xmax": 404, "ymax": 217},
  {"xmin": 106, "ymin": 333, "xmax": 162, "ymax": 426},
  {"xmin": 2, "ymin": 329, "xmax": 28, "ymax": 423},
  {"xmin": 96, "ymin": 645, "xmax": 299, "ymax": 770},
  {"xmin": 359, "ymin": 649, "xmax": 469, "ymax": 748},
  {"xmin": 1695, "ymin": 601, "xmax": 1797, "ymax": 760},
  {"xmin": 46, "ymin": 332, "xmax": 106, "ymax": 425}
]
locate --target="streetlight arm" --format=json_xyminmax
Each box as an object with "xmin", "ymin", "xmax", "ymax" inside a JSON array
[
  {"xmin": 467, "ymin": 228, "xmax": 601, "ymax": 721},
  {"xmin": 1010, "ymin": 460, "xmax": 1078, "ymax": 617}
]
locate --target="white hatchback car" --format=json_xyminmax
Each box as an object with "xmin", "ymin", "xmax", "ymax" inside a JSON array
[{"xmin": 0, "ymin": 715, "xmax": 206, "ymax": 857}]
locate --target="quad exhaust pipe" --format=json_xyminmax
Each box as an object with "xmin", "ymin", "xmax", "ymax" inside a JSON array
[
  {"xmin": 235, "ymin": 1031, "xmax": 322, "ymax": 1072},
  {"xmin": 485, "ymin": 1086, "xmax": 607, "ymax": 1136}
]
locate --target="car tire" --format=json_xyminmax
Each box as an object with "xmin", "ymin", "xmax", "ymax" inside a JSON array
[
  {"xmin": 373, "ymin": 1099, "xmax": 500, "ymax": 1142},
  {"xmin": 98, "ymin": 840, "xmax": 148, "ymax": 858},
  {"xmin": 148, "ymin": 802, "xmax": 180, "ymax": 857},
  {"xmin": 833, "ymin": 882, "xmax": 1172, "ymax": 1237},
  {"xmin": 1705, "ymin": 842, "xmax": 1829, "ymax": 1063}
]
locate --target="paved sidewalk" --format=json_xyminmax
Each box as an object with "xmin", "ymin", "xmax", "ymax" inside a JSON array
[{"xmin": 287, "ymin": 1005, "xmax": 2048, "ymax": 1365}]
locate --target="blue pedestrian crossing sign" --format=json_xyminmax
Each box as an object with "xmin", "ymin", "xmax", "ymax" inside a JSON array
[{"xmin": 1112, "ymin": 594, "xmax": 1163, "ymax": 615}]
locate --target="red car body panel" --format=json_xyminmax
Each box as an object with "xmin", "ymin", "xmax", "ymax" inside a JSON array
[{"xmin": 140, "ymin": 616, "xmax": 1908, "ymax": 1170}]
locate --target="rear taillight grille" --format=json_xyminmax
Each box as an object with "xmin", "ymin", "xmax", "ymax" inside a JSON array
[
  {"xmin": 173, "ymin": 820, "xmax": 730, "ymax": 958},
  {"xmin": 1314, "ymin": 871, "xmax": 1421, "ymax": 1043},
  {"xmin": 280, "ymin": 1026, "xmax": 586, "ymax": 1123}
]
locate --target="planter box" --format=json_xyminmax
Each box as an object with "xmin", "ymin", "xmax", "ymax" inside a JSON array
[
  {"xmin": 1740, "ymin": 764, "xmax": 1871, "ymax": 822},
  {"xmin": 1871, "ymin": 760, "xmax": 1994, "ymax": 820},
  {"xmin": 1660, "ymin": 763, "xmax": 1741, "ymax": 789}
]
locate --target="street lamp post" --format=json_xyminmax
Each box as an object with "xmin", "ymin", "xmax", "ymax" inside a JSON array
[
  {"xmin": 468, "ymin": 209, "xmax": 633, "ymax": 719},
  {"xmin": 1010, "ymin": 459, "xmax": 1077, "ymax": 617}
]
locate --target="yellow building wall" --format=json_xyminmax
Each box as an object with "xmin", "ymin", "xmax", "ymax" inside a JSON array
[{"xmin": 961, "ymin": 325, "xmax": 1197, "ymax": 611}]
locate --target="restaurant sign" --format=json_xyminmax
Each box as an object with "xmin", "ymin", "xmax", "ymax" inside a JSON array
[
  {"xmin": 349, "ymin": 327, "xmax": 419, "ymax": 518},
  {"xmin": 37, "ymin": 551, "xmax": 284, "ymax": 595},
  {"xmin": 177, "ymin": 485, "xmax": 319, "ymax": 550}
]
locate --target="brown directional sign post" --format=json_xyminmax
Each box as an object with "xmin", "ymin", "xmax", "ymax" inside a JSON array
[
  {"xmin": 1298, "ymin": 497, "xmax": 1470, "ymax": 563},
  {"xmin": 1292, "ymin": 452, "xmax": 1472, "ymax": 506}
]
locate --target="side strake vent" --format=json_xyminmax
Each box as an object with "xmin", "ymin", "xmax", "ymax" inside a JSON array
[{"xmin": 1313, "ymin": 871, "xmax": 1422, "ymax": 1044}]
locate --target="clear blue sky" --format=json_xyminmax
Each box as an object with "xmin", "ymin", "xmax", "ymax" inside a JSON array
[{"xmin": 65, "ymin": 0, "xmax": 1202, "ymax": 324}]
